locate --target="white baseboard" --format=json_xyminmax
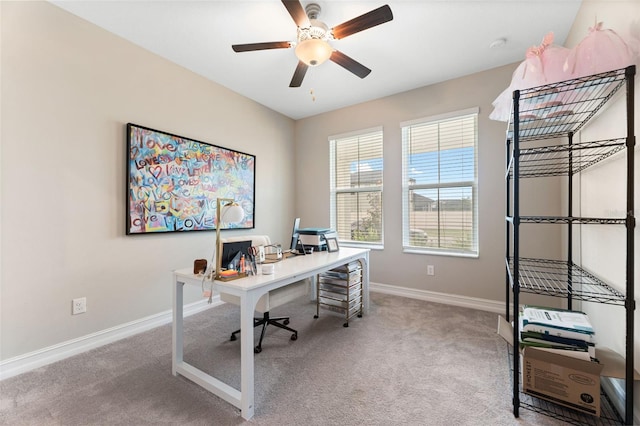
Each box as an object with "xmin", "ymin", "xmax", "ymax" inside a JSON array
[
  {"xmin": 370, "ymin": 281, "xmax": 505, "ymax": 314},
  {"xmin": 3, "ymin": 284, "xmax": 500, "ymax": 381},
  {"xmin": 0, "ymin": 296, "xmax": 221, "ymax": 381}
]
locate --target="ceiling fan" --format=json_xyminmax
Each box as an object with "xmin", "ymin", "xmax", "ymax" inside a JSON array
[{"xmin": 232, "ymin": 1, "xmax": 393, "ymax": 88}]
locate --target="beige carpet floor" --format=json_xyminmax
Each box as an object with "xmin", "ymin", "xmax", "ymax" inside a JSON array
[{"xmin": 1, "ymin": 293, "xmax": 590, "ymax": 425}]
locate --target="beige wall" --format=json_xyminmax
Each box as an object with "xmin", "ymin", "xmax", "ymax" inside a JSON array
[
  {"xmin": 0, "ymin": 1, "xmax": 296, "ymax": 360},
  {"xmin": 294, "ymin": 1, "xmax": 639, "ymax": 303},
  {"xmin": 563, "ymin": 0, "xmax": 640, "ymax": 416},
  {"xmin": 294, "ymin": 63, "xmax": 566, "ymax": 303}
]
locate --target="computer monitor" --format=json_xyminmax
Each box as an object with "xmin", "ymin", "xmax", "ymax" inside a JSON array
[
  {"xmin": 221, "ymin": 240, "xmax": 252, "ymax": 270},
  {"xmin": 290, "ymin": 218, "xmax": 301, "ymax": 251}
]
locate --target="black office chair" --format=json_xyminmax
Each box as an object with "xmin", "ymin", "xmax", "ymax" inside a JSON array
[{"xmin": 220, "ymin": 235, "xmax": 309, "ymax": 353}]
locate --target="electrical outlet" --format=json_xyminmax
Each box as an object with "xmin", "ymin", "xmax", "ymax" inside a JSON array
[
  {"xmin": 427, "ymin": 265, "xmax": 435, "ymax": 276},
  {"xmin": 72, "ymin": 297, "xmax": 87, "ymax": 315}
]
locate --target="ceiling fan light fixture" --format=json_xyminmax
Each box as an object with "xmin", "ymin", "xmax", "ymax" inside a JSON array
[
  {"xmin": 231, "ymin": 1, "xmax": 393, "ymax": 87},
  {"xmin": 295, "ymin": 39, "xmax": 333, "ymax": 66}
]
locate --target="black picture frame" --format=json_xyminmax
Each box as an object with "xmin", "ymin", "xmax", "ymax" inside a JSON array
[
  {"xmin": 326, "ymin": 237, "xmax": 340, "ymax": 252},
  {"xmin": 126, "ymin": 123, "xmax": 255, "ymax": 235}
]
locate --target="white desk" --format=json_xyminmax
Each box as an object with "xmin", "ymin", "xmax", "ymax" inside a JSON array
[{"xmin": 172, "ymin": 247, "xmax": 370, "ymax": 420}]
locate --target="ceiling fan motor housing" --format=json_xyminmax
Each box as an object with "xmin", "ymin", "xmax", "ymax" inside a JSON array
[
  {"xmin": 305, "ymin": 3, "xmax": 322, "ymax": 20},
  {"xmin": 297, "ymin": 21, "xmax": 329, "ymax": 42},
  {"xmin": 297, "ymin": 2, "xmax": 330, "ymax": 44},
  {"xmin": 295, "ymin": 3, "xmax": 332, "ymax": 66}
]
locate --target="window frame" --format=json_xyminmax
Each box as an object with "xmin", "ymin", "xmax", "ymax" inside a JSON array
[
  {"xmin": 329, "ymin": 126, "xmax": 384, "ymax": 249},
  {"xmin": 401, "ymin": 108, "xmax": 479, "ymax": 257}
]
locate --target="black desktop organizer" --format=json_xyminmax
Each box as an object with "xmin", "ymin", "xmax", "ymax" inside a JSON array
[{"xmin": 504, "ymin": 66, "xmax": 635, "ymax": 425}]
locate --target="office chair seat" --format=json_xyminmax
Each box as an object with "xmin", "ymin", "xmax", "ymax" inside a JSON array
[{"xmin": 220, "ymin": 235, "xmax": 309, "ymax": 353}]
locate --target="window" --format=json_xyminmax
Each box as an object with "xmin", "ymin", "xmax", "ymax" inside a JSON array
[
  {"xmin": 401, "ymin": 108, "xmax": 478, "ymax": 256},
  {"xmin": 330, "ymin": 127, "xmax": 383, "ymax": 246}
]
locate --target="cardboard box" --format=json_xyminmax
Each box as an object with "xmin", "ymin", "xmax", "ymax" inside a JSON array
[
  {"xmin": 522, "ymin": 345, "xmax": 602, "ymax": 416},
  {"xmin": 498, "ymin": 315, "xmax": 640, "ymax": 418},
  {"xmin": 498, "ymin": 315, "xmax": 640, "ymax": 378},
  {"xmin": 498, "ymin": 315, "xmax": 602, "ymax": 416}
]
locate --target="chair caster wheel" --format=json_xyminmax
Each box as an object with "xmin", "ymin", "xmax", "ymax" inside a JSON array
[
  {"xmin": 230, "ymin": 334, "xmax": 236, "ymax": 341},
  {"xmin": 254, "ymin": 346, "xmax": 262, "ymax": 354},
  {"xmin": 313, "ymin": 315, "xmax": 319, "ymax": 319},
  {"xmin": 283, "ymin": 319, "xmax": 290, "ymax": 325},
  {"xmin": 357, "ymin": 313, "xmax": 362, "ymax": 318},
  {"xmin": 343, "ymin": 323, "xmax": 349, "ymax": 327},
  {"xmin": 291, "ymin": 333, "xmax": 298, "ymax": 341}
]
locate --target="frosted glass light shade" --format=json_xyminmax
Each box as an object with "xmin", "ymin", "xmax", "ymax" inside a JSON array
[
  {"xmin": 220, "ymin": 203, "xmax": 245, "ymax": 224},
  {"xmin": 295, "ymin": 39, "xmax": 332, "ymax": 66}
]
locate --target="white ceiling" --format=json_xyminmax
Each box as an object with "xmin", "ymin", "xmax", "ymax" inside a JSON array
[{"xmin": 51, "ymin": 0, "xmax": 582, "ymax": 120}]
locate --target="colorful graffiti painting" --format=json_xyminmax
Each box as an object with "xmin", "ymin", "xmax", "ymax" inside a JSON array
[{"xmin": 126, "ymin": 123, "xmax": 255, "ymax": 234}]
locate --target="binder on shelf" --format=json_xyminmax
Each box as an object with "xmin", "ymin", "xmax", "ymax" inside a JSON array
[
  {"xmin": 520, "ymin": 330, "xmax": 594, "ymax": 349},
  {"xmin": 519, "ymin": 336, "xmax": 596, "ymax": 358},
  {"xmin": 519, "ymin": 324, "xmax": 596, "ymax": 343},
  {"xmin": 520, "ymin": 306, "xmax": 595, "ymax": 342}
]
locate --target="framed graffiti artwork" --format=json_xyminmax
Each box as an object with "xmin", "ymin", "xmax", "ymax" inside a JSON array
[{"xmin": 126, "ymin": 123, "xmax": 255, "ymax": 235}]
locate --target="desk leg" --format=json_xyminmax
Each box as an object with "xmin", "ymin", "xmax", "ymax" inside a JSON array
[
  {"xmin": 239, "ymin": 293, "xmax": 257, "ymax": 419},
  {"xmin": 310, "ymin": 275, "xmax": 317, "ymax": 302},
  {"xmin": 172, "ymin": 278, "xmax": 184, "ymax": 376}
]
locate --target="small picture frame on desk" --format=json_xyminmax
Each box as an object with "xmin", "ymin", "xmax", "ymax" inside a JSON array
[{"xmin": 326, "ymin": 237, "xmax": 339, "ymax": 252}]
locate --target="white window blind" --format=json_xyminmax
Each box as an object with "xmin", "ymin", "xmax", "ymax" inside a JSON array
[
  {"xmin": 401, "ymin": 109, "xmax": 478, "ymax": 255},
  {"xmin": 330, "ymin": 128, "xmax": 383, "ymax": 245}
]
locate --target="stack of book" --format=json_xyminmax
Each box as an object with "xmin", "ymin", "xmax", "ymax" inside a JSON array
[{"xmin": 519, "ymin": 306, "xmax": 596, "ymax": 359}]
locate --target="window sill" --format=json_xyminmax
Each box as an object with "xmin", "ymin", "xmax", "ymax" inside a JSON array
[
  {"xmin": 403, "ymin": 248, "xmax": 479, "ymax": 259},
  {"xmin": 340, "ymin": 242, "xmax": 384, "ymax": 251}
]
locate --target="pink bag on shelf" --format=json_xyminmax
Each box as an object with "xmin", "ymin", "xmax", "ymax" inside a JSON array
[
  {"xmin": 490, "ymin": 32, "xmax": 570, "ymax": 122},
  {"xmin": 564, "ymin": 21, "xmax": 635, "ymax": 78}
]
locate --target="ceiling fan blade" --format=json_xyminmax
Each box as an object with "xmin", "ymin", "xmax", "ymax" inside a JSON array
[
  {"xmin": 330, "ymin": 51, "xmax": 371, "ymax": 79},
  {"xmin": 289, "ymin": 61, "xmax": 309, "ymax": 87},
  {"xmin": 232, "ymin": 42, "xmax": 292, "ymax": 52},
  {"xmin": 331, "ymin": 5, "xmax": 393, "ymax": 39},
  {"xmin": 281, "ymin": 0, "xmax": 310, "ymax": 28}
]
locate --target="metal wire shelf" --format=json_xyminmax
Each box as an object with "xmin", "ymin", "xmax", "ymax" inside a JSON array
[
  {"xmin": 504, "ymin": 65, "xmax": 635, "ymax": 425},
  {"xmin": 517, "ymin": 216, "xmax": 627, "ymax": 225},
  {"xmin": 507, "ymin": 138, "xmax": 626, "ymax": 178},
  {"xmin": 506, "ymin": 68, "xmax": 628, "ymax": 142},
  {"xmin": 506, "ymin": 257, "xmax": 626, "ymax": 305}
]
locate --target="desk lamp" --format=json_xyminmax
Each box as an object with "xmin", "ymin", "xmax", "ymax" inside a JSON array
[{"xmin": 214, "ymin": 198, "xmax": 245, "ymax": 281}]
